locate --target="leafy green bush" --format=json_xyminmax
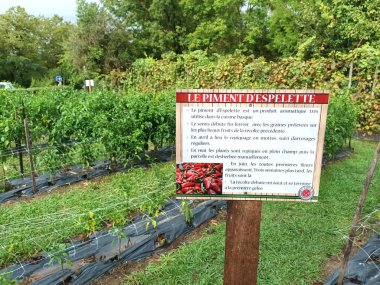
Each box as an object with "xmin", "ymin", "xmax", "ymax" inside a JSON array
[
  {"xmin": 324, "ymin": 90, "xmax": 359, "ymax": 158},
  {"xmin": 107, "ymin": 47, "xmax": 379, "ymax": 136}
]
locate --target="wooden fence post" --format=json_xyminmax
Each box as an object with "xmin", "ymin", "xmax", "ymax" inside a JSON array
[
  {"xmin": 16, "ymin": 139, "xmax": 24, "ymax": 176},
  {"xmin": 20, "ymin": 98, "xmax": 27, "ymax": 176},
  {"xmin": 337, "ymin": 142, "xmax": 380, "ymax": 285},
  {"xmin": 224, "ymin": 200, "xmax": 262, "ymax": 285},
  {"xmin": 24, "ymin": 119, "xmax": 37, "ymax": 194},
  {"xmin": 2, "ymin": 164, "xmax": 8, "ymax": 191}
]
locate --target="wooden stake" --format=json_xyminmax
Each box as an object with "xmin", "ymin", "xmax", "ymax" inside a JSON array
[
  {"xmin": 2, "ymin": 164, "xmax": 7, "ymax": 191},
  {"xmin": 24, "ymin": 119, "xmax": 37, "ymax": 194},
  {"xmin": 224, "ymin": 200, "xmax": 262, "ymax": 285},
  {"xmin": 337, "ymin": 141, "xmax": 380, "ymax": 285},
  {"xmin": 16, "ymin": 139, "xmax": 24, "ymax": 175},
  {"xmin": 20, "ymin": 98, "xmax": 26, "ymax": 175}
]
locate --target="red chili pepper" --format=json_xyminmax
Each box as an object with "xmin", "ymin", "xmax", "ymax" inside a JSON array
[
  {"xmin": 204, "ymin": 177, "xmax": 212, "ymax": 189},
  {"xmin": 211, "ymin": 183, "xmax": 221, "ymax": 193},
  {"xmin": 211, "ymin": 171, "xmax": 222, "ymax": 178},
  {"xmin": 194, "ymin": 186, "xmax": 202, "ymax": 193},
  {"xmin": 188, "ymin": 174, "xmax": 202, "ymax": 182},
  {"xmin": 214, "ymin": 164, "xmax": 222, "ymax": 171},
  {"xmin": 182, "ymin": 163, "xmax": 191, "ymax": 169},
  {"xmin": 185, "ymin": 170, "xmax": 199, "ymax": 178},
  {"xmin": 181, "ymin": 182, "xmax": 195, "ymax": 188},
  {"xmin": 177, "ymin": 162, "xmax": 223, "ymax": 195}
]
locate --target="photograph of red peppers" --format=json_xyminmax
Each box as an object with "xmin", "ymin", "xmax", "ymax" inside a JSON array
[{"xmin": 176, "ymin": 163, "xmax": 223, "ymax": 195}]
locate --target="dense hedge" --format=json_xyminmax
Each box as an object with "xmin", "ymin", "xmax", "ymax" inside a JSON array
[{"xmin": 107, "ymin": 46, "xmax": 379, "ymax": 135}]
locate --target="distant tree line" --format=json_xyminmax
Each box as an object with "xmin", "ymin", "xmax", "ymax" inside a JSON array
[{"xmin": 0, "ymin": 0, "xmax": 378, "ymax": 87}]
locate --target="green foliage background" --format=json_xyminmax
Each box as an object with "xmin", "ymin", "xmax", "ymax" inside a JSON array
[{"xmin": 0, "ymin": 0, "xmax": 379, "ymax": 186}]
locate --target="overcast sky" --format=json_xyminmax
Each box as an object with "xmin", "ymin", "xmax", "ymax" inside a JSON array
[{"xmin": 0, "ymin": 0, "xmax": 100, "ymax": 22}]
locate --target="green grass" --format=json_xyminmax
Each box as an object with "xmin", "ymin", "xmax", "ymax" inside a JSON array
[
  {"xmin": 0, "ymin": 162, "xmax": 175, "ymax": 267},
  {"xmin": 123, "ymin": 140, "xmax": 380, "ymax": 285},
  {"xmin": 126, "ymin": 223, "xmax": 226, "ymax": 285}
]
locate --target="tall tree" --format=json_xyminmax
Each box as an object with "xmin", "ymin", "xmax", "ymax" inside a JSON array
[
  {"xmin": 61, "ymin": 0, "xmax": 132, "ymax": 84},
  {"xmin": 319, "ymin": 0, "xmax": 380, "ymax": 53},
  {"xmin": 180, "ymin": 0, "xmax": 245, "ymax": 53},
  {"xmin": 102, "ymin": 0, "xmax": 250, "ymax": 56},
  {"xmin": 102, "ymin": 0, "xmax": 185, "ymax": 57},
  {"xmin": 0, "ymin": 7, "xmax": 72, "ymax": 86},
  {"xmin": 264, "ymin": 0, "xmax": 380, "ymax": 58},
  {"xmin": 241, "ymin": 0, "xmax": 271, "ymax": 57}
]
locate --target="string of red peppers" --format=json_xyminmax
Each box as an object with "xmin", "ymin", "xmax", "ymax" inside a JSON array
[{"xmin": 176, "ymin": 163, "xmax": 223, "ymax": 195}]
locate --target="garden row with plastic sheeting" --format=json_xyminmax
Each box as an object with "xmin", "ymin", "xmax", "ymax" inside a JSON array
[
  {"xmin": 0, "ymin": 147, "xmax": 174, "ymax": 204},
  {"xmin": 0, "ymin": 199, "xmax": 225, "ymax": 284}
]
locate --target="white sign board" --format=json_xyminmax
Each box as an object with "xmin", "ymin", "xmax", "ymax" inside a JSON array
[
  {"xmin": 176, "ymin": 90, "xmax": 329, "ymax": 202},
  {"xmin": 85, "ymin": 80, "xmax": 94, "ymax": 87}
]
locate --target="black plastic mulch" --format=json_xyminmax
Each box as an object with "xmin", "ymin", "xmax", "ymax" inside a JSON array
[
  {"xmin": 325, "ymin": 235, "xmax": 380, "ymax": 285},
  {"xmin": 0, "ymin": 199, "xmax": 226, "ymax": 284},
  {"xmin": 0, "ymin": 147, "xmax": 174, "ymax": 204}
]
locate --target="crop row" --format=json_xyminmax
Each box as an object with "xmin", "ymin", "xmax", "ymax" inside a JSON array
[
  {"xmin": 0, "ymin": 86, "xmax": 358, "ymax": 191},
  {"xmin": 0, "ymin": 89, "xmax": 175, "ymax": 187}
]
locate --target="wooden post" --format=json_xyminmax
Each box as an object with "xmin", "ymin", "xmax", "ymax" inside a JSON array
[
  {"xmin": 2, "ymin": 164, "xmax": 7, "ymax": 191},
  {"xmin": 16, "ymin": 139, "xmax": 24, "ymax": 176},
  {"xmin": 346, "ymin": 62, "xmax": 354, "ymax": 148},
  {"xmin": 20, "ymin": 98, "xmax": 26, "ymax": 176},
  {"xmin": 224, "ymin": 200, "xmax": 262, "ymax": 285},
  {"xmin": 337, "ymin": 141, "xmax": 380, "ymax": 285},
  {"xmin": 24, "ymin": 119, "xmax": 37, "ymax": 194}
]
